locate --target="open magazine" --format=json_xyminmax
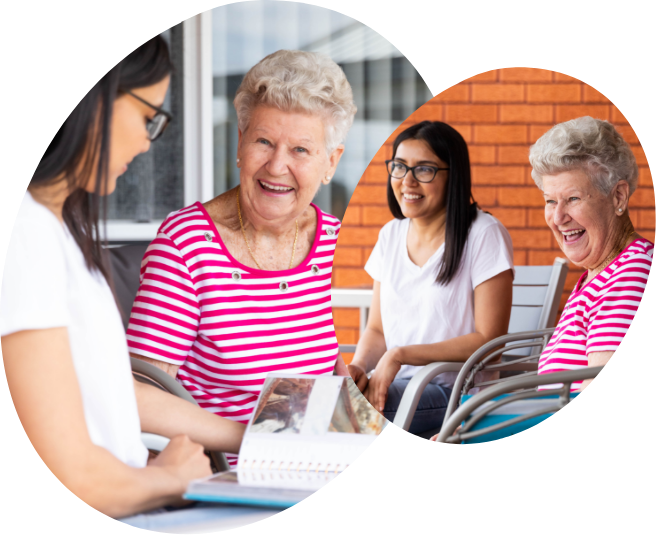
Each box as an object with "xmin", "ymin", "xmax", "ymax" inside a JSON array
[{"xmin": 184, "ymin": 374, "xmax": 386, "ymax": 508}]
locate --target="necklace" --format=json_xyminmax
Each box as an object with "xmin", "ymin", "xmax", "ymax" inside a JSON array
[
  {"xmin": 236, "ymin": 187, "xmax": 298, "ymax": 270},
  {"xmin": 584, "ymin": 220, "xmax": 635, "ymax": 284}
]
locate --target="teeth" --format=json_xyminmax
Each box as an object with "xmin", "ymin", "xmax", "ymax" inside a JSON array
[
  {"xmin": 404, "ymin": 194, "xmax": 423, "ymax": 200},
  {"xmin": 260, "ymin": 181, "xmax": 293, "ymax": 192},
  {"xmin": 562, "ymin": 229, "xmax": 584, "ymax": 236}
]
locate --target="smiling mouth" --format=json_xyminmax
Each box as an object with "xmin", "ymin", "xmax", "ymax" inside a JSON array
[
  {"xmin": 258, "ymin": 180, "xmax": 294, "ymax": 193},
  {"xmin": 403, "ymin": 193, "xmax": 424, "ymax": 201},
  {"xmin": 562, "ymin": 228, "xmax": 586, "ymax": 243}
]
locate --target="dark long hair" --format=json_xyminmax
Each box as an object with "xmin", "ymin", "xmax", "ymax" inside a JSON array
[
  {"xmin": 31, "ymin": 36, "xmax": 172, "ymax": 279},
  {"xmin": 387, "ymin": 121, "xmax": 478, "ymax": 285}
]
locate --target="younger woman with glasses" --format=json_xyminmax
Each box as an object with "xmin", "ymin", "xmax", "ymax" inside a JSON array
[
  {"xmin": 1, "ymin": 37, "xmax": 244, "ymax": 517},
  {"xmin": 347, "ymin": 121, "xmax": 514, "ymax": 435}
]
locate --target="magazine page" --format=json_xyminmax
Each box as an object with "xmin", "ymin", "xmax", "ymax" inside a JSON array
[{"xmin": 237, "ymin": 374, "xmax": 386, "ymax": 489}]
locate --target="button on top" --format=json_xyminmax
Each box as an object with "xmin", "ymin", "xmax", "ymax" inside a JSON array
[
  {"xmin": 326, "ymin": 227, "xmax": 335, "ymax": 236},
  {"xmin": 231, "ymin": 271, "xmax": 241, "ymax": 281},
  {"xmin": 279, "ymin": 281, "xmax": 289, "ymax": 292},
  {"xmin": 204, "ymin": 232, "xmax": 213, "ymax": 242},
  {"xmin": 311, "ymin": 265, "xmax": 320, "ymax": 275}
]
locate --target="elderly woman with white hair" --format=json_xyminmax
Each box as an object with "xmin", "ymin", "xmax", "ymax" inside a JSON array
[
  {"xmin": 126, "ymin": 50, "xmax": 356, "ymax": 465},
  {"xmin": 530, "ymin": 116, "xmax": 652, "ymax": 391}
]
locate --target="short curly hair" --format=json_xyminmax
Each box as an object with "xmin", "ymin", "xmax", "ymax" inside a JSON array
[
  {"xmin": 529, "ymin": 116, "xmax": 638, "ymax": 196},
  {"xmin": 233, "ymin": 49, "xmax": 357, "ymax": 154}
]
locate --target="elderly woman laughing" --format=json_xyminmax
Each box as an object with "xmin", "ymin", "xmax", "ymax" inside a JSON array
[
  {"xmin": 530, "ymin": 116, "xmax": 652, "ymax": 391},
  {"xmin": 126, "ymin": 50, "xmax": 356, "ymax": 465}
]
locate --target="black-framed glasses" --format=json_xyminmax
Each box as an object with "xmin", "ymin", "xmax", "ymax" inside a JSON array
[
  {"xmin": 385, "ymin": 159, "xmax": 449, "ymax": 183},
  {"xmin": 125, "ymin": 90, "xmax": 172, "ymax": 141}
]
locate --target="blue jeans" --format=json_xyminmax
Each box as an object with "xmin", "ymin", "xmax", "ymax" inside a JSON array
[{"xmin": 382, "ymin": 378, "xmax": 453, "ymax": 436}]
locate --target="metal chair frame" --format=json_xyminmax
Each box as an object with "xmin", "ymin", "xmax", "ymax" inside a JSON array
[
  {"xmin": 436, "ymin": 366, "xmax": 603, "ymax": 443},
  {"xmin": 132, "ymin": 358, "xmax": 231, "ymax": 473},
  {"xmin": 393, "ymin": 328, "xmax": 556, "ymax": 431}
]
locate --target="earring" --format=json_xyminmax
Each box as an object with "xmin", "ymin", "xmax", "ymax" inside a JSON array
[
  {"xmin": 618, "ymin": 208, "xmax": 623, "ymax": 213},
  {"xmin": 326, "ymin": 175, "xmax": 331, "ymax": 181},
  {"xmin": 236, "ymin": 158, "xmax": 240, "ymax": 164}
]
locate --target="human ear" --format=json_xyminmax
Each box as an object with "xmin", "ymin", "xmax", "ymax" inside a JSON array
[
  {"xmin": 612, "ymin": 180, "xmax": 630, "ymax": 214},
  {"xmin": 323, "ymin": 144, "xmax": 345, "ymax": 185}
]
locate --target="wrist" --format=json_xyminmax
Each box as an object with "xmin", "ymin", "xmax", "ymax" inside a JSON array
[
  {"xmin": 348, "ymin": 360, "xmax": 367, "ymax": 373},
  {"xmin": 387, "ymin": 346, "xmax": 406, "ymax": 366}
]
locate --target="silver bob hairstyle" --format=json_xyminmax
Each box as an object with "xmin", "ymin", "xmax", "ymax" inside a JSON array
[
  {"xmin": 233, "ymin": 50, "xmax": 357, "ymax": 154},
  {"xmin": 529, "ymin": 116, "xmax": 638, "ymax": 196}
]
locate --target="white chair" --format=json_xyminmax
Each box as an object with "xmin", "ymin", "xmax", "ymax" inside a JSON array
[{"xmin": 331, "ymin": 258, "xmax": 569, "ymax": 432}]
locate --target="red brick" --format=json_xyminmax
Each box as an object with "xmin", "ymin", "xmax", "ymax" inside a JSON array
[
  {"xmin": 464, "ymin": 70, "xmax": 498, "ymax": 82},
  {"xmin": 513, "ymin": 250, "xmax": 527, "ymax": 265},
  {"xmin": 565, "ymin": 270, "xmax": 583, "ymax": 291},
  {"xmin": 638, "ymin": 171, "xmax": 656, "ymax": 188},
  {"xmin": 333, "ymin": 246, "xmax": 362, "ymax": 267},
  {"xmin": 642, "ymin": 230, "xmax": 655, "ymax": 243},
  {"xmin": 472, "ymin": 166, "xmax": 524, "ymax": 185},
  {"xmin": 340, "ymin": 352, "xmax": 355, "ymax": 365},
  {"xmin": 332, "ymin": 308, "xmax": 360, "ymax": 328},
  {"xmin": 616, "ymin": 125, "xmax": 640, "ymax": 145},
  {"xmin": 638, "ymin": 210, "xmax": 656, "ymax": 229},
  {"xmin": 450, "ymin": 124, "xmax": 472, "ymax": 143},
  {"xmin": 363, "ymin": 247, "xmax": 374, "ymax": 263},
  {"xmin": 474, "ymin": 125, "xmax": 527, "ymax": 144},
  {"xmin": 628, "ymin": 210, "xmax": 639, "ymax": 229},
  {"xmin": 488, "ymin": 207, "xmax": 526, "ymax": 227},
  {"xmin": 407, "ymin": 103, "xmax": 443, "ymax": 122},
  {"xmin": 498, "ymin": 145, "xmax": 530, "ymax": 164},
  {"xmin": 553, "ymin": 72, "xmax": 580, "ymax": 83},
  {"xmin": 583, "ymin": 82, "xmax": 656, "ymax": 103},
  {"xmin": 335, "ymin": 328, "xmax": 357, "ymax": 345},
  {"xmin": 472, "ymin": 186, "xmax": 497, "ymax": 206},
  {"xmin": 336, "ymin": 227, "xmax": 380, "ymax": 246},
  {"xmin": 499, "ymin": 68, "xmax": 553, "ymax": 82},
  {"xmin": 529, "ymin": 124, "xmax": 553, "ymax": 142},
  {"xmin": 528, "ymin": 207, "xmax": 548, "ymax": 227},
  {"xmin": 630, "ymin": 188, "xmax": 655, "ymax": 208},
  {"xmin": 342, "ymin": 205, "xmax": 361, "ymax": 225},
  {"xmin": 469, "ymin": 145, "xmax": 496, "ymax": 164},
  {"xmin": 360, "ymin": 163, "xmax": 387, "ymax": 184},
  {"xmin": 362, "ymin": 206, "xmax": 394, "ymax": 226},
  {"xmin": 348, "ymin": 185, "xmax": 387, "ymax": 205},
  {"xmin": 527, "ymin": 84, "xmax": 581, "ymax": 103},
  {"xmin": 445, "ymin": 104, "xmax": 497, "ymax": 123},
  {"xmin": 509, "ymin": 229, "xmax": 552, "ymax": 248},
  {"xmin": 433, "ymin": 84, "xmax": 469, "ymax": 102},
  {"xmin": 498, "ymin": 186, "xmax": 545, "ymax": 207},
  {"xmin": 528, "ymin": 250, "xmax": 565, "ymax": 266},
  {"xmin": 471, "ymin": 84, "xmax": 525, "ymax": 103},
  {"xmin": 555, "ymin": 105, "xmax": 610, "ymax": 122},
  {"xmin": 333, "ymin": 268, "xmax": 374, "ymax": 288},
  {"xmin": 632, "ymin": 145, "xmax": 656, "ymax": 162},
  {"xmin": 610, "ymin": 105, "xmax": 629, "ymax": 124},
  {"xmin": 500, "ymin": 104, "xmax": 553, "ymax": 123}
]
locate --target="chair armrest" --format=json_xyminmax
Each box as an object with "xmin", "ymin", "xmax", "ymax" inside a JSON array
[
  {"xmin": 141, "ymin": 432, "xmax": 171, "ymax": 452},
  {"xmin": 392, "ymin": 362, "xmax": 464, "ymax": 431},
  {"xmin": 436, "ymin": 366, "xmax": 603, "ymax": 442},
  {"xmin": 131, "ymin": 357, "xmax": 198, "ymax": 406}
]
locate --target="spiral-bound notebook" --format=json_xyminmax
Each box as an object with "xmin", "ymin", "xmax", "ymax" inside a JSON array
[{"xmin": 184, "ymin": 374, "xmax": 386, "ymax": 508}]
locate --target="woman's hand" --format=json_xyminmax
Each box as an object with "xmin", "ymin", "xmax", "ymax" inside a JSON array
[
  {"xmin": 365, "ymin": 347, "xmax": 403, "ymax": 413},
  {"xmin": 148, "ymin": 435, "xmax": 212, "ymax": 487},
  {"xmin": 347, "ymin": 363, "xmax": 369, "ymax": 392}
]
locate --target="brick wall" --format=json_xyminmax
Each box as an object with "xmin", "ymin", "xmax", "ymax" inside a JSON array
[{"xmin": 332, "ymin": 68, "xmax": 654, "ymax": 359}]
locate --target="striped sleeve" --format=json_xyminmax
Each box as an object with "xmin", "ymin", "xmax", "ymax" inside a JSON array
[
  {"xmin": 126, "ymin": 230, "xmax": 200, "ymax": 365},
  {"xmin": 585, "ymin": 251, "xmax": 651, "ymax": 354}
]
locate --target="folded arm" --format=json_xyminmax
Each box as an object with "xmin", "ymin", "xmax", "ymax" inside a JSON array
[{"xmin": 366, "ymin": 269, "xmax": 514, "ymax": 411}]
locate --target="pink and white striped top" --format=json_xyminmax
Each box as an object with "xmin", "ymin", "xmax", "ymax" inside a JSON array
[
  {"xmin": 126, "ymin": 202, "xmax": 341, "ymax": 464},
  {"xmin": 539, "ymin": 239, "xmax": 653, "ymax": 390}
]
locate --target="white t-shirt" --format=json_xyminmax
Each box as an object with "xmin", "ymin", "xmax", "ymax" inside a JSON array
[
  {"xmin": 0, "ymin": 192, "xmax": 148, "ymax": 468},
  {"xmin": 365, "ymin": 210, "xmax": 514, "ymax": 386}
]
